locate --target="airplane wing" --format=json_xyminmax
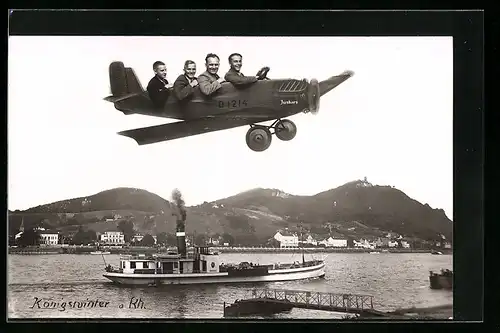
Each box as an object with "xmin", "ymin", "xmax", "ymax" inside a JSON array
[
  {"xmin": 319, "ymin": 70, "xmax": 355, "ymax": 97},
  {"xmin": 117, "ymin": 117, "xmax": 258, "ymax": 146}
]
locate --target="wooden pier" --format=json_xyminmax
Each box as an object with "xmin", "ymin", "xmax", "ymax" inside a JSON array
[{"xmin": 224, "ymin": 288, "xmax": 391, "ymax": 318}]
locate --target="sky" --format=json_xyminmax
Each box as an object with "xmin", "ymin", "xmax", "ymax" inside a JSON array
[{"xmin": 7, "ymin": 36, "xmax": 453, "ymax": 219}]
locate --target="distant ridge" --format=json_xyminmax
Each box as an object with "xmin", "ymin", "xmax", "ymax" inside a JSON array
[{"xmin": 9, "ymin": 180, "xmax": 452, "ymax": 243}]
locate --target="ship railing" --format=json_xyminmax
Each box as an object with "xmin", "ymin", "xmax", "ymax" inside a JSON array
[
  {"xmin": 119, "ymin": 253, "xmax": 196, "ymax": 261},
  {"xmin": 271, "ymin": 260, "xmax": 323, "ymax": 270},
  {"xmin": 246, "ymin": 288, "xmax": 374, "ymax": 310},
  {"xmin": 129, "ymin": 269, "xmax": 220, "ymax": 274}
]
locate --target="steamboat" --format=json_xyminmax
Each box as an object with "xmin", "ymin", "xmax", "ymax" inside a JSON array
[{"xmin": 102, "ymin": 190, "xmax": 325, "ymax": 286}]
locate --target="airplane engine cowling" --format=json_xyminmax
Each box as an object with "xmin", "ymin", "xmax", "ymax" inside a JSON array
[{"xmin": 307, "ymin": 78, "xmax": 321, "ymax": 115}]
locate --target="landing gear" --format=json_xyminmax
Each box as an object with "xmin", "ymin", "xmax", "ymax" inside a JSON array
[
  {"xmin": 245, "ymin": 119, "xmax": 297, "ymax": 152},
  {"xmin": 275, "ymin": 119, "xmax": 297, "ymax": 141},
  {"xmin": 246, "ymin": 126, "xmax": 272, "ymax": 152}
]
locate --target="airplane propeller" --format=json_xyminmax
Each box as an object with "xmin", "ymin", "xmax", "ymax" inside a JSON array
[{"xmin": 307, "ymin": 78, "xmax": 321, "ymax": 115}]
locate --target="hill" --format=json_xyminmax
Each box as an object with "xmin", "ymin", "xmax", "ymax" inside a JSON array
[
  {"xmin": 8, "ymin": 180, "xmax": 452, "ymax": 243},
  {"xmin": 214, "ymin": 180, "xmax": 452, "ymax": 240},
  {"xmin": 23, "ymin": 187, "xmax": 173, "ymax": 214}
]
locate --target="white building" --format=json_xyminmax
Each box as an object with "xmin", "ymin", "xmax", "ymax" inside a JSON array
[
  {"xmin": 329, "ymin": 238, "xmax": 348, "ymax": 248},
  {"xmin": 318, "ymin": 237, "xmax": 347, "ymax": 248},
  {"xmin": 388, "ymin": 240, "xmax": 399, "ymax": 248},
  {"xmin": 100, "ymin": 231, "xmax": 125, "ymax": 245},
  {"xmin": 304, "ymin": 235, "xmax": 318, "ymax": 246},
  {"xmin": 354, "ymin": 239, "xmax": 375, "ymax": 249},
  {"xmin": 401, "ymin": 240, "xmax": 411, "ymax": 248},
  {"xmin": 39, "ymin": 232, "xmax": 59, "ymax": 246},
  {"xmin": 273, "ymin": 231, "xmax": 299, "ymax": 248},
  {"xmin": 132, "ymin": 234, "xmax": 144, "ymax": 243},
  {"xmin": 131, "ymin": 234, "xmax": 157, "ymax": 245}
]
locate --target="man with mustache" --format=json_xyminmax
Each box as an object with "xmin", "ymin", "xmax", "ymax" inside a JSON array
[
  {"xmin": 146, "ymin": 61, "xmax": 173, "ymax": 108},
  {"xmin": 173, "ymin": 60, "xmax": 199, "ymax": 101},
  {"xmin": 197, "ymin": 53, "xmax": 225, "ymax": 96}
]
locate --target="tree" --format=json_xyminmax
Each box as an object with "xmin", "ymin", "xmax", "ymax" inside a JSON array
[
  {"xmin": 234, "ymin": 233, "xmax": 259, "ymax": 246},
  {"xmin": 166, "ymin": 233, "xmax": 177, "ymax": 246},
  {"xmin": 156, "ymin": 232, "xmax": 167, "ymax": 246},
  {"xmin": 67, "ymin": 218, "xmax": 79, "ymax": 226},
  {"xmin": 221, "ymin": 233, "xmax": 234, "ymax": 245},
  {"xmin": 117, "ymin": 220, "xmax": 135, "ymax": 242},
  {"xmin": 140, "ymin": 234, "xmax": 155, "ymax": 247},
  {"xmin": 8, "ymin": 235, "xmax": 16, "ymax": 246},
  {"xmin": 267, "ymin": 238, "xmax": 280, "ymax": 248},
  {"xmin": 17, "ymin": 228, "xmax": 40, "ymax": 247},
  {"xmin": 71, "ymin": 226, "xmax": 97, "ymax": 245},
  {"xmin": 195, "ymin": 234, "xmax": 207, "ymax": 246}
]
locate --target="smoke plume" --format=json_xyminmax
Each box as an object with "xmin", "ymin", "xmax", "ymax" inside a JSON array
[{"xmin": 171, "ymin": 188, "xmax": 186, "ymax": 232}]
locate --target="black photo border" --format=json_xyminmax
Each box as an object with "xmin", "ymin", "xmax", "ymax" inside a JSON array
[{"xmin": 4, "ymin": 9, "xmax": 484, "ymax": 333}]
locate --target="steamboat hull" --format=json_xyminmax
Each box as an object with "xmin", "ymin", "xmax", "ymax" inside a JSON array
[{"xmin": 103, "ymin": 262, "xmax": 325, "ymax": 286}]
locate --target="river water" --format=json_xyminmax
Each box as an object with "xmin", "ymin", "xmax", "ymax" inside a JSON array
[{"xmin": 8, "ymin": 252, "xmax": 453, "ymax": 319}]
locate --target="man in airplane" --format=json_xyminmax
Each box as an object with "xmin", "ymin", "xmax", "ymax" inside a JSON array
[
  {"xmin": 173, "ymin": 60, "xmax": 199, "ymax": 101},
  {"xmin": 224, "ymin": 53, "xmax": 259, "ymax": 87},
  {"xmin": 198, "ymin": 53, "xmax": 225, "ymax": 96},
  {"xmin": 147, "ymin": 61, "xmax": 173, "ymax": 108}
]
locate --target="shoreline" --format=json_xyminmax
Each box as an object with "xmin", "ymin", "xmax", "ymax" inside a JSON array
[{"xmin": 8, "ymin": 246, "xmax": 451, "ymax": 255}]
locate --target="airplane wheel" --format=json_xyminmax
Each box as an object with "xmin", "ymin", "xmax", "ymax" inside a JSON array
[
  {"xmin": 275, "ymin": 119, "xmax": 297, "ymax": 141},
  {"xmin": 246, "ymin": 126, "xmax": 272, "ymax": 152}
]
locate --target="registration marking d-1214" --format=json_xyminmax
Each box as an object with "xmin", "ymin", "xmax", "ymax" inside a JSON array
[{"xmin": 218, "ymin": 100, "xmax": 248, "ymax": 108}]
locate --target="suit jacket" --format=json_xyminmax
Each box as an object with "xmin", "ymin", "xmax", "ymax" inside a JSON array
[
  {"xmin": 224, "ymin": 68, "xmax": 258, "ymax": 86},
  {"xmin": 147, "ymin": 75, "xmax": 170, "ymax": 108},
  {"xmin": 173, "ymin": 74, "xmax": 196, "ymax": 101},
  {"xmin": 197, "ymin": 71, "xmax": 222, "ymax": 96}
]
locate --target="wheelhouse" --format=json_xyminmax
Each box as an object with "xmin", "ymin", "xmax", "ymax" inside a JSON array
[{"xmin": 115, "ymin": 246, "xmax": 221, "ymax": 275}]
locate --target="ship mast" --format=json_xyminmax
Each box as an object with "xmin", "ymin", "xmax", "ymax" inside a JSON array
[{"xmin": 299, "ymin": 221, "xmax": 305, "ymax": 264}]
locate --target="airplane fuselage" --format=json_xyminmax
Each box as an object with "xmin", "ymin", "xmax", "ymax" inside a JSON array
[{"xmin": 112, "ymin": 79, "xmax": 310, "ymax": 123}]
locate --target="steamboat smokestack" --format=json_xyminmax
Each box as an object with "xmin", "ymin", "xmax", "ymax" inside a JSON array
[{"xmin": 171, "ymin": 188, "xmax": 187, "ymax": 258}]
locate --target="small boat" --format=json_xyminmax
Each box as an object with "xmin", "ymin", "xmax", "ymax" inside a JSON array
[
  {"xmin": 429, "ymin": 269, "xmax": 453, "ymax": 290},
  {"xmin": 431, "ymin": 250, "xmax": 443, "ymax": 255},
  {"xmin": 91, "ymin": 251, "xmax": 111, "ymax": 255}
]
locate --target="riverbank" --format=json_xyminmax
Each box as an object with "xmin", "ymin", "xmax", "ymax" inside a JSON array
[
  {"xmin": 387, "ymin": 304, "xmax": 453, "ymax": 320},
  {"xmin": 8, "ymin": 246, "xmax": 451, "ymax": 255},
  {"xmin": 210, "ymin": 247, "xmax": 448, "ymax": 254}
]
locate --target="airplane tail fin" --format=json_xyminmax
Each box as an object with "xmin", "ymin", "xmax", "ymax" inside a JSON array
[{"xmin": 107, "ymin": 61, "xmax": 145, "ymax": 98}]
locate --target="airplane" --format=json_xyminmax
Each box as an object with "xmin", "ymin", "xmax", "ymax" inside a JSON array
[{"xmin": 103, "ymin": 61, "xmax": 354, "ymax": 152}]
